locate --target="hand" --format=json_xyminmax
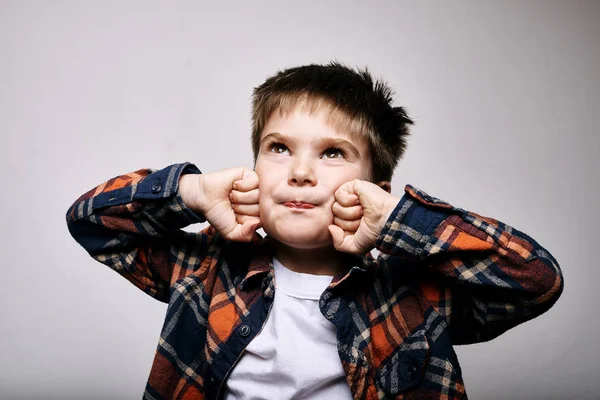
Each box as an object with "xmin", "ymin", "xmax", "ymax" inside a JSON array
[
  {"xmin": 328, "ymin": 179, "xmax": 400, "ymax": 255},
  {"xmin": 179, "ymin": 168, "xmax": 261, "ymax": 242}
]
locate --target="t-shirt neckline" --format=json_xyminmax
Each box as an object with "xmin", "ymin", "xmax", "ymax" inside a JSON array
[{"xmin": 272, "ymin": 257, "xmax": 334, "ymax": 300}]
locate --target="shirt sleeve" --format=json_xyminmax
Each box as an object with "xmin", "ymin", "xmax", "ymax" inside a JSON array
[
  {"xmin": 65, "ymin": 162, "xmax": 216, "ymax": 303},
  {"xmin": 376, "ymin": 184, "xmax": 564, "ymax": 345}
]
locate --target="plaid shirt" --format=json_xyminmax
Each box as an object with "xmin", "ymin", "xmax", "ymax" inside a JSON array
[{"xmin": 66, "ymin": 163, "xmax": 563, "ymax": 400}]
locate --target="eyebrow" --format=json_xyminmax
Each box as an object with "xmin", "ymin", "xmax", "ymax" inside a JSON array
[
  {"xmin": 260, "ymin": 132, "xmax": 361, "ymax": 158},
  {"xmin": 260, "ymin": 132, "xmax": 298, "ymax": 147}
]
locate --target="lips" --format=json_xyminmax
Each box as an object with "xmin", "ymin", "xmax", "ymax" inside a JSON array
[{"xmin": 282, "ymin": 201, "xmax": 315, "ymax": 209}]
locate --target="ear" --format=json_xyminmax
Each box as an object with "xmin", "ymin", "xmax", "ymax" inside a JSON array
[{"xmin": 376, "ymin": 180, "xmax": 391, "ymax": 193}]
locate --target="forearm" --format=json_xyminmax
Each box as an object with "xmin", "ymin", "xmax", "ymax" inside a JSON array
[
  {"xmin": 376, "ymin": 184, "xmax": 564, "ymax": 343},
  {"xmin": 65, "ymin": 162, "xmax": 207, "ymax": 301},
  {"xmin": 67, "ymin": 163, "xmax": 204, "ymax": 247}
]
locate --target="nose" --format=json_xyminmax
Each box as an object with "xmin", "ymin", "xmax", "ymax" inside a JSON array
[{"xmin": 288, "ymin": 157, "xmax": 317, "ymax": 186}]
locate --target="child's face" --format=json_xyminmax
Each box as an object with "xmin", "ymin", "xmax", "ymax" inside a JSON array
[{"xmin": 255, "ymin": 106, "xmax": 372, "ymax": 249}]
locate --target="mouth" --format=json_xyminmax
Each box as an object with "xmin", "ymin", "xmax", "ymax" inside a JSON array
[{"xmin": 282, "ymin": 201, "xmax": 316, "ymax": 209}]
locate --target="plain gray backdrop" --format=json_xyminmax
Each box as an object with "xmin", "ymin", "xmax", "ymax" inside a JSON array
[{"xmin": 1, "ymin": 1, "xmax": 598, "ymax": 399}]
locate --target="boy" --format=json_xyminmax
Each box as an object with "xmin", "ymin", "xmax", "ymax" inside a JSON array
[{"xmin": 66, "ymin": 62, "xmax": 563, "ymax": 399}]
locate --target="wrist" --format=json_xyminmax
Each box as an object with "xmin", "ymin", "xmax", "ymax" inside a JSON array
[
  {"xmin": 379, "ymin": 195, "xmax": 400, "ymax": 229},
  {"xmin": 385, "ymin": 196, "xmax": 401, "ymax": 217},
  {"xmin": 179, "ymin": 174, "xmax": 205, "ymax": 215}
]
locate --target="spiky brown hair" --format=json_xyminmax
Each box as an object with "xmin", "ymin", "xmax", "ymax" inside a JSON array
[{"xmin": 251, "ymin": 62, "xmax": 413, "ymax": 182}]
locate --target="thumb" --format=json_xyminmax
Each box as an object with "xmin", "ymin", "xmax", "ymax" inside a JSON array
[
  {"xmin": 239, "ymin": 219, "xmax": 261, "ymax": 241},
  {"xmin": 328, "ymin": 225, "xmax": 346, "ymax": 251}
]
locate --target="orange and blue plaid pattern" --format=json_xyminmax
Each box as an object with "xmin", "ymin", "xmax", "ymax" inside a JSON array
[{"xmin": 66, "ymin": 163, "xmax": 563, "ymax": 399}]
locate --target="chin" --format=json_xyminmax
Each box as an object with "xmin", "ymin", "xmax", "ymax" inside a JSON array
[{"xmin": 265, "ymin": 224, "xmax": 333, "ymax": 250}]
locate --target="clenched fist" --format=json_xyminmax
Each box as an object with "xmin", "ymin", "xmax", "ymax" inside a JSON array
[
  {"xmin": 179, "ymin": 168, "xmax": 261, "ymax": 242},
  {"xmin": 328, "ymin": 180, "xmax": 400, "ymax": 255}
]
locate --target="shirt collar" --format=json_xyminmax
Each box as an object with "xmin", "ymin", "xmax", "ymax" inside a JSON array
[
  {"xmin": 328, "ymin": 251, "xmax": 376, "ymax": 291},
  {"xmin": 239, "ymin": 237, "xmax": 376, "ymax": 293},
  {"xmin": 238, "ymin": 237, "xmax": 274, "ymax": 291}
]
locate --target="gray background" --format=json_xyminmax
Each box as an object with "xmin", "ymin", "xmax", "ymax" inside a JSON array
[{"xmin": 1, "ymin": 1, "xmax": 598, "ymax": 399}]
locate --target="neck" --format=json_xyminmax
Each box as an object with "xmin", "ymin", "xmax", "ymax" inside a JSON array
[{"xmin": 271, "ymin": 241, "xmax": 349, "ymax": 276}]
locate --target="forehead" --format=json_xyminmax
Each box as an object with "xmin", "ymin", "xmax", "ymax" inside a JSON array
[{"xmin": 261, "ymin": 105, "xmax": 368, "ymax": 148}]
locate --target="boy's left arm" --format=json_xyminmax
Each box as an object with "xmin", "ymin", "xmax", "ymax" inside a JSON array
[{"xmin": 329, "ymin": 180, "xmax": 564, "ymax": 345}]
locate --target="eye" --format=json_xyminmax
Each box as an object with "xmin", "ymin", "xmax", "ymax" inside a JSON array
[
  {"xmin": 322, "ymin": 147, "xmax": 346, "ymax": 159},
  {"xmin": 268, "ymin": 142, "xmax": 290, "ymax": 155}
]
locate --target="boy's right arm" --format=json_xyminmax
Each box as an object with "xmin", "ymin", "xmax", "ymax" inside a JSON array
[{"xmin": 65, "ymin": 162, "xmax": 260, "ymax": 302}]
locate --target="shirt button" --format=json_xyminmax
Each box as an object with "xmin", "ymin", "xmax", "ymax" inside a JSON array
[
  {"xmin": 239, "ymin": 324, "xmax": 251, "ymax": 337},
  {"xmin": 151, "ymin": 184, "xmax": 162, "ymax": 193}
]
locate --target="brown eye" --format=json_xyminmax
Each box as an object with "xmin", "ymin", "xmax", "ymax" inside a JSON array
[
  {"xmin": 323, "ymin": 148, "xmax": 345, "ymax": 159},
  {"xmin": 269, "ymin": 143, "xmax": 289, "ymax": 154}
]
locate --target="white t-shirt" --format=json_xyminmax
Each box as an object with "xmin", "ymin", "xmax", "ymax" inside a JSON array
[{"xmin": 224, "ymin": 257, "xmax": 352, "ymax": 399}]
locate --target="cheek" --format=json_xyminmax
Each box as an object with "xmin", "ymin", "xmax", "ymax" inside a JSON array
[
  {"xmin": 258, "ymin": 194, "xmax": 272, "ymax": 218},
  {"xmin": 321, "ymin": 169, "xmax": 362, "ymax": 194},
  {"xmin": 257, "ymin": 181, "xmax": 279, "ymax": 221},
  {"xmin": 256, "ymin": 162, "xmax": 286, "ymax": 192}
]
